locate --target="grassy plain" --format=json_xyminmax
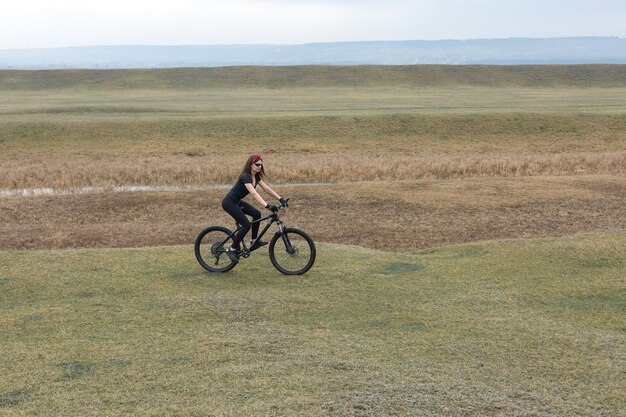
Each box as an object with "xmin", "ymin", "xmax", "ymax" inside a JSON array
[
  {"xmin": 1, "ymin": 66, "xmax": 625, "ymax": 189},
  {"xmin": 1, "ymin": 233, "xmax": 624, "ymax": 416},
  {"xmin": 1, "ymin": 66, "xmax": 625, "ymax": 415}
]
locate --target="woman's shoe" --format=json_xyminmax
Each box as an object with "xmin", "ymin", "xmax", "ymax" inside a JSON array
[{"xmin": 225, "ymin": 247, "xmax": 239, "ymax": 263}]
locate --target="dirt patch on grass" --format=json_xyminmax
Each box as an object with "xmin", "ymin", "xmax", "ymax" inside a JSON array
[{"xmin": 1, "ymin": 176, "xmax": 624, "ymax": 252}]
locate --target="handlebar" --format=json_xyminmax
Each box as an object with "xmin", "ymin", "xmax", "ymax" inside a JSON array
[
  {"xmin": 269, "ymin": 198, "xmax": 289, "ymax": 213},
  {"xmin": 274, "ymin": 199, "xmax": 288, "ymax": 215}
]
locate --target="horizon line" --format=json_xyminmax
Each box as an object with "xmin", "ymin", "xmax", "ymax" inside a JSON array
[{"xmin": 2, "ymin": 36, "xmax": 624, "ymax": 52}]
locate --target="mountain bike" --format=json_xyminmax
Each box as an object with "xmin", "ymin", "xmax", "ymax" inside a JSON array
[{"xmin": 194, "ymin": 200, "xmax": 316, "ymax": 275}]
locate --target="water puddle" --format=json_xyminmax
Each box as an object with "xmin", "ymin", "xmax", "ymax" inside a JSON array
[
  {"xmin": 0, "ymin": 182, "xmax": 329, "ymax": 198},
  {"xmin": 0, "ymin": 184, "xmax": 230, "ymax": 198}
]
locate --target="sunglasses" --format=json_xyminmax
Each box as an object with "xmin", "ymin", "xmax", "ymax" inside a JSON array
[{"xmin": 253, "ymin": 163, "xmax": 263, "ymax": 167}]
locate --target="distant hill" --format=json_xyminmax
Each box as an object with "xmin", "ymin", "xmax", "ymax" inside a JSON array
[{"xmin": 1, "ymin": 37, "xmax": 626, "ymax": 69}]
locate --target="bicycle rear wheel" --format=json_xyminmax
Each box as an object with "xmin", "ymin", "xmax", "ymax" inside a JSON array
[
  {"xmin": 195, "ymin": 226, "xmax": 237, "ymax": 273},
  {"xmin": 269, "ymin": 228, "xmax": 316, "ymax": 275}
]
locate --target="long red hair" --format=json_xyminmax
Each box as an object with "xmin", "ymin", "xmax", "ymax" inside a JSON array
[{"xmin": 241, "ymin": 155, "xmax": 266, "ymax": 179}]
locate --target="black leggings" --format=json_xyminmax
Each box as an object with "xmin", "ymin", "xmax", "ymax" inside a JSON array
[{"xmin": 221, "ymin": 198, "xmax": 261, "ymax": 249}]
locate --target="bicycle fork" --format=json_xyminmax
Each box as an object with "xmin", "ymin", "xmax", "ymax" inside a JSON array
[{"xmin": 276, "ymin": 222, "xmax": 296, "ymax": 255}]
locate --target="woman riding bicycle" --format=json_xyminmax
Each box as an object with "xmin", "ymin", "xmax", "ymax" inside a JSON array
[{"xmin": 222, "ymin": 155, "xmax": 287, "ymax": 263}]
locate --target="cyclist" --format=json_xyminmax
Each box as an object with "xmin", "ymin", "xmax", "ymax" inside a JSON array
[{"xmin": 222, "ymin": 155, "xmax": 288, "ymax": 263}]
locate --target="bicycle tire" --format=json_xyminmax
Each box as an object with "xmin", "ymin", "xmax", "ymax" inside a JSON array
[
  {"xmin": 195, "ymin": 225, "xmax": 237, "ymax": 273},
  {"xmin": 269, "ymin": 228, "xmax": 316, "ymax": 275}
]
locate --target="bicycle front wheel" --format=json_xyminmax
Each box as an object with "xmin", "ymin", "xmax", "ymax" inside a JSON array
[
  {"xmin": 195, "ymin": 226, "xmax": 237, "ymax": 273},
  {"xmin": 269, "ymin": 228, "xmax": 316, "ymax": 275}
]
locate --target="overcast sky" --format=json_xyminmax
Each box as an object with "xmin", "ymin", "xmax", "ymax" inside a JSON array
[{"xmin": 1, "ymin": 0, "xmax": 625, "ymax": 49}]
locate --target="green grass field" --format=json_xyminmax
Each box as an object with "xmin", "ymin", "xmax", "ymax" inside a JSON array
[
  {"xmin": 2, "ymin": 65, "xmax": 625, "ymax": 90},
  {"xmin": 1, "ymin": 233, "xmax": 624, "ymax": 416}
]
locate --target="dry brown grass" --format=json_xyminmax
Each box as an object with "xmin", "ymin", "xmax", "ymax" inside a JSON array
[
  {"xmin": 1, "ymin": 112, "xmax": 625, "ymax": 189},
  {"xmin": 1, "ymin": 176, "xmax": 624, "ymax": 252},
  {"xmin": 2, "ymin": 150, "xmax": 624, "ymax": 190}
]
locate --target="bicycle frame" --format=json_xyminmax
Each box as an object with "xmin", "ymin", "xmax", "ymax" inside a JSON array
[{"xmin": 221, "ymin": 207, "xmax": 291, "ymax": 258}]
